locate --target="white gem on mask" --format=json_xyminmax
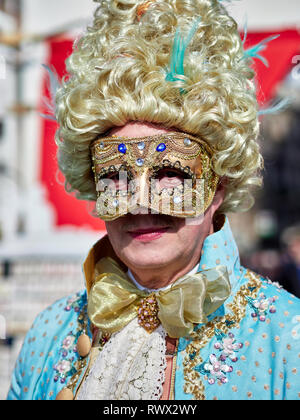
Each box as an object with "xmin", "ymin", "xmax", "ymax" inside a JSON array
[
  {"xmin": 112, "ymin": 199, "xmax": 119, "ymax": 207},
  {"xmin": 137, "ymin": 141, "xmax": 145, "ymax": 150},
  {"xmin": 136, "ymin": 158, "xmax": 144, "ymax": 167},
  {"xmin": 173, "ymin": 196, "xmax": 182, "ymax": 204},
  {"xmin": 184, "ymin": 138, "xmax": 192, "ymax": 146}
]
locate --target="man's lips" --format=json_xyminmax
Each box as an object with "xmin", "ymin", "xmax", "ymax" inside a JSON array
[
  {"xmin": 127, "ymin": 226, "xmax": 170, "ymax": 241},
  {"xmin": 127, "ymin": 226, "xmax": 170, "ymax": 234}
]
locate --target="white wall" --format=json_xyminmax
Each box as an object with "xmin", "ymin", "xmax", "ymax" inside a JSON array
[
  {"xmin": 20, "ymin": 0, "xmax": 300, "ymax": 33},
  {"xmin": 21, "ymin": 0, "xmax": 95, "ymax": 35},
  {"xmin": 228, "ymin": 0, "xmax": 300, "ymax": 30}
]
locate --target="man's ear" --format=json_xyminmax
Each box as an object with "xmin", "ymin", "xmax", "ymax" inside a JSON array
[{"xmin": 210, "ymin": 179, "xmax": 226, "ymax": 214}]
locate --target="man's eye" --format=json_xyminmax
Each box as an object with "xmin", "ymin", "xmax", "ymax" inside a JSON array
[
  {"xmin": 106, "ymin": 172, "xmax": 119, "ymax": 181},
  {"xmin": 157, "ymin": 168, "xmax": 185, "ymax": 179},
  {"xmin": 156, "ymin": 168, "xmax": 186, "ymax": 189},
  {"xmin": 164, "ymin": 170, "xmax": 181, "ymax": 178},
  {"xmin": 102, "ymin": 172, "xmax": 129, "ymax": 190}
]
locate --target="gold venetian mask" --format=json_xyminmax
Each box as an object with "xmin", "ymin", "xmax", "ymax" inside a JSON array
[{"xmin": 91, "ymin": 131, "xmax": 219, "ymax": 221}]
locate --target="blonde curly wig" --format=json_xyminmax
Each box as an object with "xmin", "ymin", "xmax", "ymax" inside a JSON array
[{"xmin": 55, "ymin": 0, "xmax": 263, "ymax": 214}]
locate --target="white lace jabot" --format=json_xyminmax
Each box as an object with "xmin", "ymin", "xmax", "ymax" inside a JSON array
[{"xmin": 76, "ymin": 318, "xmax": 167, "ymax": 400}]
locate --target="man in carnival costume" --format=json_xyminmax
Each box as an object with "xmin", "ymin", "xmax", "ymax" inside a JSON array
[{"xmin": 7, "ymin": 0, "xmax": 300, "ymax": 400}]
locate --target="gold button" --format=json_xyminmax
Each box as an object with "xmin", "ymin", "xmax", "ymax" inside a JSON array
[
  {"xmin": 55, "ymin": 387, "xmax": 74, "ymax": 400},
  {"xmin": 77, "ymin": 334, "xmax": 91, "ymax": 358}
]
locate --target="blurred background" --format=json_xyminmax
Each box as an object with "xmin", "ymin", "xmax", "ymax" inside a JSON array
[{"xmin": 0, "ymin": 0, "xmax": 300, "ymax": 399}]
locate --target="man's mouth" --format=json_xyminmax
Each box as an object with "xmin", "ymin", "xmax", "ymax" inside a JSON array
[{"xmin": 127, "ymin": 226, "xmax": 170, "ymax": 241}]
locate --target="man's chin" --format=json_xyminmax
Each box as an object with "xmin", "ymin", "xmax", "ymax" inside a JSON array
[{"xmin": 122, "ymin": 251, "xmax": 174, "ymax": 271}]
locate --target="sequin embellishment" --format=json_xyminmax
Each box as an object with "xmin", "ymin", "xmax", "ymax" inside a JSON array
[
  {"xmin": 64, "ymin": 293, "xmax": 81, "ymax": 313},
  {"xmin": 246, "ymin": 293, "xmax": 277, "ymax": 322},
  {"xmin": 195, "ymin": 330, "xmax": 243, "ymax": 385},
  {"xmin": 54, "ymin": 331, "xmax": 77, "ymax": 384},
  {"xmin": 54, "ymin": 294, "xmax": 89, "ymax": 389}
]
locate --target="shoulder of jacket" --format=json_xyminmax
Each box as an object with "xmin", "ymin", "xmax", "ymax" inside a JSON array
[
  {"xmin": 240, "ymin": 268, "xmax": 300, "ymax": 327},
  {"xmin": 21, "ymin": 290, "xmax": 87, "ymax": 356}
]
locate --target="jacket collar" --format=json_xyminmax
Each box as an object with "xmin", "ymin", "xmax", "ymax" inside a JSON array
[
  {"xmin": 82, "ymin": 234, "xmax": 127, "ymax": 295},
  {"xmin": 197, "ymin": 215, "xmax": 242, "ymax": 291}
]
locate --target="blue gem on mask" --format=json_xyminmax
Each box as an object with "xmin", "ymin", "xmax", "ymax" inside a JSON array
[
  {"xmin": 118, "ymin": 143, "xmax": 127, "ymax": 154},
  {"xmin": 156, "ymin": 143, "xmax": 166, "ymax": 152}
]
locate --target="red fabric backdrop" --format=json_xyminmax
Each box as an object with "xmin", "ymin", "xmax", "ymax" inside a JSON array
[{"xmin": 39, "ymin": 30, "xmax": 300, "ymax": 230}]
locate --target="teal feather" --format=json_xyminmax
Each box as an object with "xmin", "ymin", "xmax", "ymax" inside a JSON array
[
  {"xmin": 165, "ymin": 17, "xmax": 201, "ymax": 84},
  {"xmin": 40, "ymin": 64, "xmax": 61, "ymax": 121},
  {"xmin": 258, "ymin": 97, "xmax": 291, "ymax": 116},
  {"xmin": 241, "ymin": 15, "xmax": 248, "ymax": 46},
  {"xmin": 243, "ymin": 34, "xmax": 280, "ymax": 67}
]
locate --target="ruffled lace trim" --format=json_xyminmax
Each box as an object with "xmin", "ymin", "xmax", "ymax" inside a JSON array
[{"xmin": 76, "ymin": 318, "xmax": 167, "ymax": 400}]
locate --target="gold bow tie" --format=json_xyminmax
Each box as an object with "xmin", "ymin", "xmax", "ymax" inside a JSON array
[{"xmin": 87, "ymin": 257, "xmax": 231, "ymax": 338}]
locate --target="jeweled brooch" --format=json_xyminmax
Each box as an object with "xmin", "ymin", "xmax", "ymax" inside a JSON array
[{"xmin": 137, "ymin": 294, "xmax": 161, "ymax": 333}]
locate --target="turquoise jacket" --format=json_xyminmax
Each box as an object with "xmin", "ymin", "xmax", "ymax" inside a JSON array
[{"xmin": 7, "ymin": 218, "xmax": 300, "ymax": 400}]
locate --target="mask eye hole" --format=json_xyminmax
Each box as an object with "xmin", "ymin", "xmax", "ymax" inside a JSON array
[
  {"xmin": 154, "ymin": 167, "xmax": 189, "ymax": 189},
  {"xmin": 97, "ymin": 167, "xmax": 132, "ymax": 192}
]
